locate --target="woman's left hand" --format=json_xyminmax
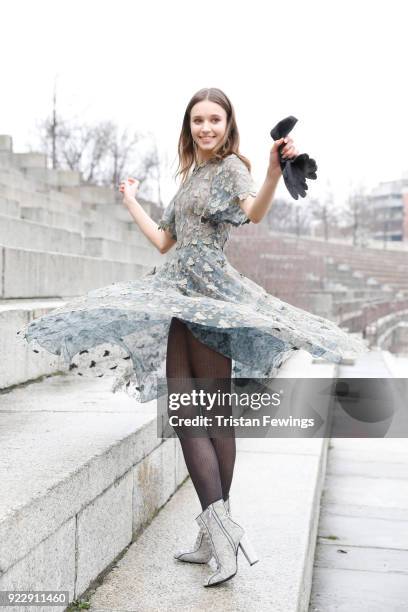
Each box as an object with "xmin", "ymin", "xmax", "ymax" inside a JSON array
[{"xmin": 268, "ymin": 137, "xmax": 299, "ymax": 178}]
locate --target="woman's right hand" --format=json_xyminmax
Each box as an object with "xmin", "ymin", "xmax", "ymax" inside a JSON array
[{"xmin": 119, "ymin": 177, "xmax": 140, "ymax": 206}]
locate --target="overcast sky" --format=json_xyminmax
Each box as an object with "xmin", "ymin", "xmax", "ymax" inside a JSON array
[{"xmin": 1, "ymin": 0, "xmax": 407, "ymax": 209}]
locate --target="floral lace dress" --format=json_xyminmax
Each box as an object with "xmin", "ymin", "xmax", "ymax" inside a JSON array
[{"xmin": 17, "ymin": 153, "xmax": 368, "ymax": 403}]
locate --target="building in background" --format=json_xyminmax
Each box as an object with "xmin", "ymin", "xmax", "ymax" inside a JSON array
[{"xmin": 368, "ymin": 174, "xmax": 408, "ymax": 242}]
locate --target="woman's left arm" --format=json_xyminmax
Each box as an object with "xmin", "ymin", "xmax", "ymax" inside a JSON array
[{"xmin": 240, "ymin": 136, "xmax": 299, "ymax": 224}]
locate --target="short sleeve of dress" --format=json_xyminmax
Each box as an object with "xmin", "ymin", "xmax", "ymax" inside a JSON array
[
  {"xmin": 157, "ymin": 195, "xmax": 177, "ymax": 240},
  {"xmin": 201, "ymin": 154, "xmax": 258, "ymax": 227}
]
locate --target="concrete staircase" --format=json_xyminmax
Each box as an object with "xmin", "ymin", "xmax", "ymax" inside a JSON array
[
  {"xmin": 0, "ymin": 345, "xmax": 338, "ymax": 611},
  {"xmin": 0, "ymin": 134, "xmax": 164, "ymax": 388},
  {"xmin": 0, "ymin": 134, "xmax": 180, "ymax": 604},
  {"xmin": 0, "ymin": 374, "xmax": 186, "ymax": 600},
  {"xmin": 0, "ymin": 135, "xmax": 163, "ymax": 300},
  {"xmin": 0, "ymin": 133, "xmax": 383, "ymax": 610}
]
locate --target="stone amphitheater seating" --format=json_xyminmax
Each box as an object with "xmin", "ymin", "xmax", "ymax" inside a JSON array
[
  {"xmin": 226, "ymin": 223, "xmax": 408, "ymax": 334},
  {"xmin": 0, "ymin": 135, "xmax": 165, "ymax": 389},
  {"xmin": 0, "ymin": 135, "xmax": 188, "ymax": 595}
]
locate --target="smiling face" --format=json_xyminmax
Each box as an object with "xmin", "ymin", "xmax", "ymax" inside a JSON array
[{"xmin": 190, "ymin": 99, "xmax": 228, "ymax": 162}]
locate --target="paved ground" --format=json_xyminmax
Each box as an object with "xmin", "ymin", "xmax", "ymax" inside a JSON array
[
  {"xmin": 309, "ymin": 351, "xmax": 408, "ymax": 612},
  {"xmin": 86, "ymin": 436, "xmax": 327, "ymax": 612}
]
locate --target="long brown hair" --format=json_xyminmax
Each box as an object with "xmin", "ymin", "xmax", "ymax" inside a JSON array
[{"xmin": 174, "ymin": 87, "xmax": 251, "ymax": 184}]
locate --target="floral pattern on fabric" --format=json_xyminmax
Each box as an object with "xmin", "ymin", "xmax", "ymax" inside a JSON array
[
  {"xmin": 157, "ymin": 194, "xmax": 177, "ymax": 241},
  {"xmin": 17, "ymin": 153, "xmax": 369, "ymax": 404},
  {"xmin": 200, "ymin": 153, "xmax": 257, "ymax": 227}
]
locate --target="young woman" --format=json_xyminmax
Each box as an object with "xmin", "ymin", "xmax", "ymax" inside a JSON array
[{"xmin": 20, "ymin": 87, "xmax": 367, "ymax": 588}]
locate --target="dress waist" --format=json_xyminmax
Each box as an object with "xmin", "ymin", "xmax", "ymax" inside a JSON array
[{"xmin": 175, "ymin": 236, "xmax": 225, "ymax": 252}]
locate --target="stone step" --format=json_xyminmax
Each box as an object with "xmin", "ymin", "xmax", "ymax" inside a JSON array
[
  {"xmin": 2, "ymin": 188, "xmax": 161, "ymax": 246},
  {"xmin": 76, "ymin": 185, "xmax": 116, "ymax": 206},
  {"xmin": 83, "ymin": 218, "xmax": 131, "ymax": 242},
  {"xmin": 0, "ymin": 183, "xmax": 54, "ymax": 211},
  {"xmin": 0, "ymin": 211, "xmax": 162, "ymax": 262},
  {"xmin": 328, "ymin": 261, "xmax": 407, "ymax": 287},
  {"xmin": 125, "ymin": 226, "xmax": 162, "ymax": 247},
  {"xmin": 0, "ymin": 298, "xmax": 68, "ymax": 388},
  {"xmin": 83, "ymin": 206, "xmax": 132, "ymax": 229},
  {"xmin": 323, "ymin": 286, "xmax": 391, "ymax": 303},
  {"xmin": 68, "ymin": 186, "xmax": 161, "ymax": 221},
  {"xmin": 0, "ymin": 374, "xmax": 182, "ymax": 599},
  {"xmin": 351, "ymin": 288, "xmax": 393, "ymax": 300},
  {"xmin": 88, "ymin": 201, "xmax": 157, "ymax": 224},
  {"xmin": 87, "ymin": 217, "xmax": 160, "ymax": 246},
  {"xmin": 0, "ymin": 181, "xmax": 81, "ymax": 213},
  {"xmin": 0, "ymin": 244, "xmax": 150, "ymax": 298},
  {"xmin": 330, "ymin": 277, "xmax": 368, "ymax": 289},
  {"xmin": 0, "ymin": 167, "xmax": 82, "ymax": 209},
  {"xmin": 0, "ymin": 167, "xmax": 49, "ymax": 195},
  {"xmin": 21, "ymin": 206, "xmax": 85, "ymax": 233},
  {"xmin": 20, "ymin": 206, "xmax": 138, "ymax": 242},
  {"xmin": 0, "ymin": 214, "xmax": 84, "ymax": 255},
  {"xmin": 83, "ymin": 236, "xmax": 162, "ymax": 264},
  {"xmin": 0, "ymin": 196, "xmax": 21, "ymax": 217},
  {"xmin": 20, "ymin": 166, "xmax": 81, "ymax": 189},
  {"xmin": 13, "ymin": 151, "xmax": 47, "ymax": 170}
]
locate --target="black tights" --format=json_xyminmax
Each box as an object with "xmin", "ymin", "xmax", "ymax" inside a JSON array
[{"xmin": 166, "ymin": 317, "xmax": 235, "ymax": 511}]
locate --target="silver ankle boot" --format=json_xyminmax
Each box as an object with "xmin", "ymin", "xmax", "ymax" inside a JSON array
[
  {"xmin": 174, "ymin": 498, "xmax": 231, "ymax": 564},
  {"xmin": 196, "ymin": 498, "xmax": 259, "ymax": 587}
]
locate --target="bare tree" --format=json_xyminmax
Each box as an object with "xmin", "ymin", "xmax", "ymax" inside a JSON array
[
  {"xmin": 127, "ymin": 135, "xmax": 164, "ymax": 205},
  {"xmin": 343, "ymin": 183, "xmax": 375, "ymax": 246},
  {"xmin": 292, "ymin": 201, "xmax": 314, "ymax": 237},
  {"xmin": 55, "ymin": 120, "xmax": 112, "ymax": 182},
  {"xmin": 267, "ymin": 197, "xmax": 314, "ymax": 237},
  {"xmin": 308, "ymin": 183, "xmax": 341, "ymax": 241},
  {"xmin": 51, "ymin": 75, "xmax": 58, "ymax": 169},
  {"xmin": 34, "ymin": 85, "xmax": 163, "ymax": 202}
]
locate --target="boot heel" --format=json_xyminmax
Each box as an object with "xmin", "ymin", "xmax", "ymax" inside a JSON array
[{"xmin": 239, "ymin": 533, "xmax": 259, "ymax": 566}]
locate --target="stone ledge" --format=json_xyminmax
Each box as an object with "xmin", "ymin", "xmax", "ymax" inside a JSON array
[
  {"xmin": 0, "ymin": 244, "xmax": 149, "ymax": 298},
  {"xmin": 0, "ymin": 299, "xmax": 68, "ymax": 387},
  {"xmin": 0, "ymin": 374, "xmax": 188, "ymax": 600}
]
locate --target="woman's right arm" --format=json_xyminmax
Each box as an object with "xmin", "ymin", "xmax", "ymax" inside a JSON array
[{"xmin": 119, "ymin": 178, "xmax": 176, "ymax": 254}]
